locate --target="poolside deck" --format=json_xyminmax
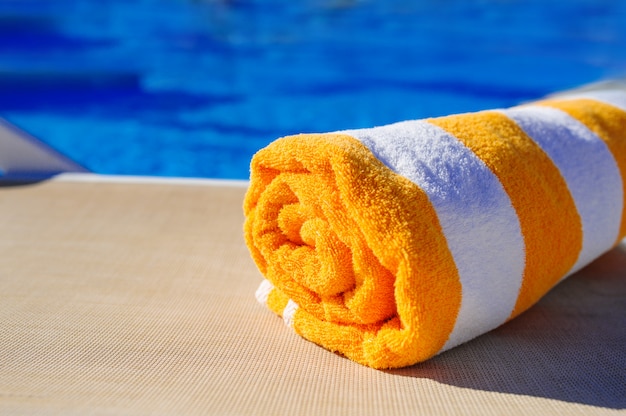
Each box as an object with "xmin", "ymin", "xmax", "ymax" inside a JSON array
[{"xmin": 1, "ymin": 174, "xmax": 624, "ymax": 415}]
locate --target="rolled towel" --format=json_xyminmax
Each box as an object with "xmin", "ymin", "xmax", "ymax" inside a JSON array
[{"xmin": 244, "ymin": 88, "xmax": 626, "ymax": 369}]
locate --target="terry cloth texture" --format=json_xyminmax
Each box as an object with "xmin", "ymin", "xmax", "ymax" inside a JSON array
[{"xmin": 244, "ymin": 91, "xmax": 626, "ymax": 369}]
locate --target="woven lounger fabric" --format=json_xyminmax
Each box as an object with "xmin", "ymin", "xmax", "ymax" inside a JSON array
[{"xmin": 244, "ymin": 91, "xmax": 626, "ymax": 369}]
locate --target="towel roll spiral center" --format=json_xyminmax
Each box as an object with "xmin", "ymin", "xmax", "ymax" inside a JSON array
[{"xmin": 246, "ymin": 136, "xmax": 401, "ymax": 326}]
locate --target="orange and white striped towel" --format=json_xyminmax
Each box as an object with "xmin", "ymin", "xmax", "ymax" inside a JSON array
[{"xmin": 243, "ymin": 89, "xmax": 626, "ymax": 369}]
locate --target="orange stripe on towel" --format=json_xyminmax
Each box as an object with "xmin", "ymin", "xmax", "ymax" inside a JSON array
[
  {"xmin": 428, "ymin": 111, "xmax": 583, "ymax": 319},
  {"xmin": 266, "ymin": 287, "xmax": 291, "ymax": 316},
  {"xmin": 537, "ymin": 98, "xmax": 626, "ymax": 244},
  {"xmin": 244, "ymin": 133, "xmax": 462, "ymax": 368}
]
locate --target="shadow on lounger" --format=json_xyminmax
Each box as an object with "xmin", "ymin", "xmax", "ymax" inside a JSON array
[{"xmin": 388, "ymin": 243, "xmax": 626, "ymax": 410}]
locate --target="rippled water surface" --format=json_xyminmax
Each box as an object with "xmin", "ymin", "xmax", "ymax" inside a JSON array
[{"xmin": 1, "ymin": 0, "xmax": 625, "ymax": 178}]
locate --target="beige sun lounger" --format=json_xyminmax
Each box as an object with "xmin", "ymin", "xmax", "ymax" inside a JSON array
[{"xmin": 1, "ymin": 173, "xmax": 624, "ymax": 415}]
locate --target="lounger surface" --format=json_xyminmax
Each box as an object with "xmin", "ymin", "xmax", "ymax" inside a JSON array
[{"xmin": 0, "ymin": 174, "xmax": 624, "ymax": 415}]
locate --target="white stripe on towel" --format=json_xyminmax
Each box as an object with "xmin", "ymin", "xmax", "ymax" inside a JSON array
[
  {"xmin": 255, "ymin": 279, "xmax": 274, "ymax": 305},
  {"xmin": 505, "ymin": 105, "xmax": 623, "ymax": 275},
  {"xmin": 343, "ymin": 120, "xmax": 526, "ymax": 351},
  {"xmin": 283, "ymin": 300, "xmax": 299, "ymax": 328},
  {"xmin": 555, "ymin": 90, "xmax": 626, "ymax": 112}
]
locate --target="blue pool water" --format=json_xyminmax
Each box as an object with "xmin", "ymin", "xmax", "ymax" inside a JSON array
[{"xmin": 1, "ymin": 0, "xmax": 626, "ymax": 179}]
